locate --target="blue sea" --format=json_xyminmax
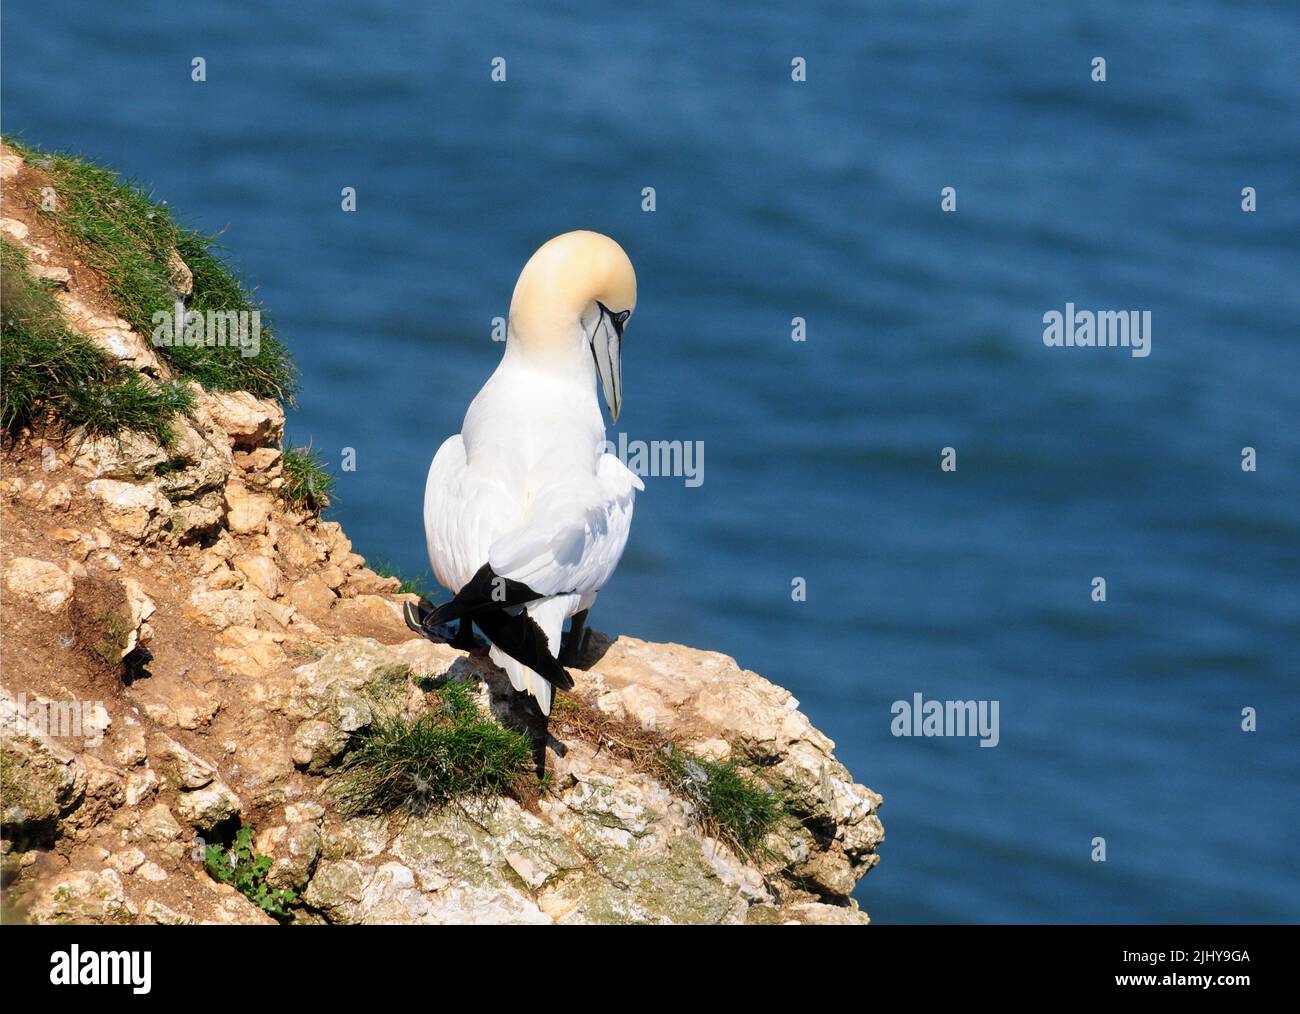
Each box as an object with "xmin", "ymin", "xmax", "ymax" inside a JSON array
[{"xmin": 5, "ymin": 1, "xmax": 1297, "ymax": 923}]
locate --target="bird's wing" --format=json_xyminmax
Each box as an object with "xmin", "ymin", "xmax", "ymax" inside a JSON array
[
  {"xmin": 486, "ymin": 453, "xmax": 643, "ymax": 598},
  {"xmin": 423, "ymin": 434, "xmax": 519, "ymax": 594}
]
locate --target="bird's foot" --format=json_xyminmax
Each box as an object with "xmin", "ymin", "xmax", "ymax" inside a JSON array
[
  {"xmin": 403, "ymin": 600, "xmax": 457, "ymax": 644},
  {"xmin": 450, "ymin": 618, "xmax": 484, "ymax": 651},
  {"xmin": 558, "ymin": 626, "xmax": 591, "ymax": 667}
]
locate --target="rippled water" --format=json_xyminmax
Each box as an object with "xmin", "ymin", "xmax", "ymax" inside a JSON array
[{"xmin": 5, "ymin": 0, "xmax": 1297, "ymax": 922}]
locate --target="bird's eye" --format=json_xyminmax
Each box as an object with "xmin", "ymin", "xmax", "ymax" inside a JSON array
[{"xmin": 614, "ymin": 310, "xmax": 630, "ymax": 324}]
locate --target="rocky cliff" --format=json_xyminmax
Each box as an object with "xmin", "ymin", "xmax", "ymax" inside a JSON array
[{"xmin": 0, "ymin": 140, "xmax": 884, "ymax": 925}]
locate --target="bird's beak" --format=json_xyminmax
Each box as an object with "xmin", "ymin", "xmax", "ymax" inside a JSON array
[{"xmin": 590, "ymin": 308, "xmax": 623, "ymax": 424}]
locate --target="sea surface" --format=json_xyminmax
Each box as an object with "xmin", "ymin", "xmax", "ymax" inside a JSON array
[{"xmin": 5, "ymin": 0, "xmax": 1297, "ymax": 922}]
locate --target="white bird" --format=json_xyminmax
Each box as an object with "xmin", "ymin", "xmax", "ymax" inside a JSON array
[{"xmin": 412, "ymin": 231, "xmax": 643, "ymax": 715}]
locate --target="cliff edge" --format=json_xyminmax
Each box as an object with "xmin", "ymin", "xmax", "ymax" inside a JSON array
[{"xmin": 0, "ymin": 140, "xmax": 883, "ymax": 925}]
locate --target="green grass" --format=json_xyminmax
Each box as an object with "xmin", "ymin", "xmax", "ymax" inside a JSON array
[
  {"xmin": 331, "ymin": 680, "xmax": 537, "ymax": 818},
  {"xmin": 1, "ymin": 238, "xmax": 193, "ymax": 443},
  {"xmin": 370, "ymin": 559, "xmax": 436, "ymax": 599},
  {"xmin": 3, "ymin": 136, "xmax": 295, "ymax": 402},
  {"xmin": 203, "ymin": 825, "xmax": 297, "ymax": 920},
  {"xmin": 281, "ymin": 444, "xmax": 334, "ymax": 513},
  {"xmin": 550, "ymin": 695, "xmax": 784, "ymax": 857},
  {"xmin": 661, "ymin": 752, "xmax": 784, "ymax": 856}
]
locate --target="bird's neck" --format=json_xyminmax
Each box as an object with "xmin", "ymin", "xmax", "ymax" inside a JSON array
[{"xmin": 502, "ymin": 328, "xmax": 594, "ymax": 383}]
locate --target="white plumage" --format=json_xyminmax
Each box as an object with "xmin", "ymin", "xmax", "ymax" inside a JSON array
[{"xmin": 422, "ymin": 232, "xmax": 641, "ymax": 714}]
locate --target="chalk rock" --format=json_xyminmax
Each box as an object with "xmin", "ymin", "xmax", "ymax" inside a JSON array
[
  {"xmin": 3, "ymin": 557, "xmax": 74, "ymax": 613},
  {"xmin": 87, "ymin": 479, "xmax": 171, "ymax": 540}
]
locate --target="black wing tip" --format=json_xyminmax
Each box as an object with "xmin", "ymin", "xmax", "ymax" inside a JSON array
[
  {"xmin": 420, "ymin": 567, "xmax": 573, "ymax": 690},
  {"xmin": 546, "ymin": 665, "xmax": 576, "ymax": 692},
  {"xmin": 438, "ymin": 564, "xmax": 545, "ymax": 623}
]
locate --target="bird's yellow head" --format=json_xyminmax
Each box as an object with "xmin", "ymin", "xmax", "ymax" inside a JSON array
[{"xmin": 508, "ymin": 230, "xmax": 636, "ymax": 422}]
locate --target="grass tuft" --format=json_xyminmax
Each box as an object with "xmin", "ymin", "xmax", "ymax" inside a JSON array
[
  {"xmin": 663, "ymin": 752, "xmax": 784, "ymax": 855},
  {"xmin": 281, "ymin": 444, "xmax": 334, "ymax": 513},
  {"xmin": 370, "ymin": 559, "xmax": 436, "ymax": 599},
  {"xmin": 3, "ymin": 136, "xmax": 296, "ymax": 402},
  {"xmin": 1, "ymin": 239, "xmax": 192, "ymax": 444},
  {"xmin": 551, "ymin": 695, "xmax": 784, "ymax": 856},
  {"xmin": 331, "ymin": 680, "xmax": 537, "ymax": 818}
]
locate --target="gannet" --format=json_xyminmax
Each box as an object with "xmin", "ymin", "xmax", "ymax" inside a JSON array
[{"xmin": 410, "ymin": 231, "xmax": 643, "ymax": 715}]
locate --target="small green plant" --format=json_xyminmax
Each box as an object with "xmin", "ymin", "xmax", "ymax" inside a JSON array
[
  {"xmin": 370, "ymin": 558, "xmax": 435, "ymax": 599},
  {"xmin": 281, "ymin": 444, "xmax": 334, "ymax": 513},
  {"xmin": 203, "ymin": 825, "xmax": 296, "ymax": 919},
  {"xmin": 332, "ymin": 680, "xmax": 537, "ymax": 818},
  {"xmin": 87, "ymin": 610, "xmax": 133, "ymax": 669}
]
